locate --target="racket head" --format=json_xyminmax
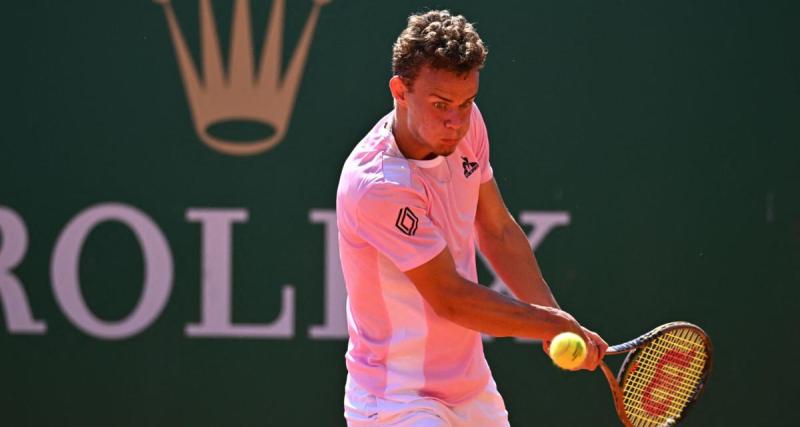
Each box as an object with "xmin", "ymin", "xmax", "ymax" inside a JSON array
[{"xmin": 614, "ymin": 322, "xmax": 713, "ymax": 426}]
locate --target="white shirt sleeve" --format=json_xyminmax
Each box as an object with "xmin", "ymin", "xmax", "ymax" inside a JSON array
[{"xmin": 355, "ymin": 182, "xmax": 447, "ymax": 272}]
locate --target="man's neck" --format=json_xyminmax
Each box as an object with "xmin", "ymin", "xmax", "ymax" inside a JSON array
[{"xmin": 392, "ymin": 109, "xmax": 434, "ymax": 161}]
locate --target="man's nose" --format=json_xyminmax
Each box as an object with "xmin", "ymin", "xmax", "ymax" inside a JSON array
[{"xmin": 444, "ymin": 110, "xmax": 465, "ymax": 130}]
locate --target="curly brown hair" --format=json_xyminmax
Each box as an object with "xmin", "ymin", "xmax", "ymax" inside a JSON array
[{"xmin": 392, "ymin": 10, "xmax": 488, "ymax": 87}]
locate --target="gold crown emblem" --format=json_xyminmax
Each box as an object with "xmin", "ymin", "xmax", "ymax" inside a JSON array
[{"xmin": 155, "ymin": 0, "xmax": 330, "ymax": 156}]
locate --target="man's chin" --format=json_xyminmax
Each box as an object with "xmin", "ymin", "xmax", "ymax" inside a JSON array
[{"xmin": 434, "ymin": 144, "xmax": 460, "ymax": 157}]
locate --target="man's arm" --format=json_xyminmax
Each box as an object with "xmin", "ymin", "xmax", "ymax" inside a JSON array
[
  {"xmin": 404, "ymin": 246, "xmax": 605, "ymax": 370},
  {"xmin": 404, "ymin": 247, "xmax": 580, "ymax": 341},
  {"xmin": 470, "ymin": 177, "xmax": 608, "ymax": 368},
  {"xmin": 474, "ymin": 178, "xmax": 558, "ymax": 306}
]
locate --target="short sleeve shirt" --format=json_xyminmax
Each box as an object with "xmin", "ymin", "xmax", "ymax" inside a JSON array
[{"xmin": 336, "ymin": 104, "xmax": 494, "ymax": 404}]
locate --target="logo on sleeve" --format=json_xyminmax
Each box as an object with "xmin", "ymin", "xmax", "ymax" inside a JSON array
[
  {"xmin": 395, "ymin": 207, "xmax": 419, "ymax": 236},
  {"xmin": 461, "ymin": 156, "xmax": 479, "ymax": 178}
]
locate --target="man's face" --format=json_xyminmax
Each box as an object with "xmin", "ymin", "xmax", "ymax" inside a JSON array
[{"xmin": 394, "ymin": 65, "xmax": 480, "ymax": 160}]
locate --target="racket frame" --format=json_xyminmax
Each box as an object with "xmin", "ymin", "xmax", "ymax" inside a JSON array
[{"xmin": 598, "ymin": 321, "xmax": 714, "ymax": 427}]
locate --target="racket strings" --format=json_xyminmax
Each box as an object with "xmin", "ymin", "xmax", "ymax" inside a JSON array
[
  {"xmin": 622, "ymin": 333, "xmax": 707, "ymax": 418},
  {"xmin": 620, "ymin": 328, "xmax": 709, "ymax": 427},
  {"xmin": 621, "ymin": 340, "xmax": 707, "ymax": 397},
  {"xmin": 622, "ymin": 330, "xmax": 707, "ymax": 426}
]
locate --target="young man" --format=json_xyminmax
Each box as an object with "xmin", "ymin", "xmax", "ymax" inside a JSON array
[{"xmin": 336, "ymin": 10, "xmax": 608, "ymax": 426}]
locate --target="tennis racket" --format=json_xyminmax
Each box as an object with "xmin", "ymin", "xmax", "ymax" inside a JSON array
[{"xmin": 598, "ymin": 321, "xmax": 713, "ymax": 427}]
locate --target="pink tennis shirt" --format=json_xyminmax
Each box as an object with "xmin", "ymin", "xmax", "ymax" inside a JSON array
[{"xmin": 336, "ymin": 104, "xmax": 494, "ymax": 405}]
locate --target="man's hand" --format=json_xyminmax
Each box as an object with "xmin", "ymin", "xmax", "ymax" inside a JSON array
[
  {"xmin": 578, "ymin": 327, "xmax": 608, "ymax": 371},
  {"xmin": 543, "ymin": 326, "xmax": 608, "ymax": 371}
]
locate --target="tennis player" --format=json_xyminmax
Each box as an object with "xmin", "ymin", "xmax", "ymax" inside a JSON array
[{"xmin": 336, "ymin": 10, "xmax": 608, "ymax": 426}]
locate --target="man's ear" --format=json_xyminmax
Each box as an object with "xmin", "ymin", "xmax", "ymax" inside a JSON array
[{"xmin": 389, "ymin": 76, "xmax": 408, "ymax": 106}]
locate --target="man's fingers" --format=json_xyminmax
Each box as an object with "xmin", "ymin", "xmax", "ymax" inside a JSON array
[
  {"xmin": 541, "ymin": 326, "xmax": 607, "ymax": 371},
  {"xmin": 583, "ymin": 339, "xmax": 600, "ymax": 371},
  {"xmin": 589, "ymin": 332, "xmax": 609, "ymax": 360},
  {"xmin": 578, "ymin": 327, "xmax": 607, "ymax": 371}
]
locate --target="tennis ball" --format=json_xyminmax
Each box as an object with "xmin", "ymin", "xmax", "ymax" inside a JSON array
[{"xmin": 549, "ymin": 332, "xmax": 587, "ymax": 370}]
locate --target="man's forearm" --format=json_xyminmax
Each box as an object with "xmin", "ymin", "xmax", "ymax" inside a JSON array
[
  {"xmin": 477, "ymin": 219, "xmax": 560, "ymax": 307},
  {"xmin": 427, "ymin": 274, "xmax": 577, "ymax": 339},
  {"xmin": 404, "ymin": 247, "xmax": 577, "ymax": 339}
]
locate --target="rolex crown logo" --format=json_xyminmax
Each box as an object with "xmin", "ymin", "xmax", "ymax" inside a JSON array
[{"xmin": 155, "ymin": 0, "xmax": 331, "ymax": 156}]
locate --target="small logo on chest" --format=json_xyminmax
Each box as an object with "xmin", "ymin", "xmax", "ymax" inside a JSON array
[{"xmin": 461, "ymin": 156, "xmax": 479, "ymax": 178}]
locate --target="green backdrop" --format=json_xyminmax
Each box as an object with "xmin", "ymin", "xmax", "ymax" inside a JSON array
[{"xmin": 2, "ymin": 0, "xmax": 798, "ymax": 425}]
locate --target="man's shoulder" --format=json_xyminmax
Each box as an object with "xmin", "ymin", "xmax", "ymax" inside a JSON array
[
  {"xmin": 338, "ymin": 113, "xmax": 418, "ymax": 204},
  {"xmin": 340, "ymin": 152, "xmax": 416, "ymax": 202}
]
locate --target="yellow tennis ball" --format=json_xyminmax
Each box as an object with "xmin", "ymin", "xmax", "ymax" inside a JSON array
[{"xmin": 549, "ymin": 332, "xmax": 587, "ymax": 370}]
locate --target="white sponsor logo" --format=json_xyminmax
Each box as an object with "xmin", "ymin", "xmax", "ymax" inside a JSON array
[{"xmin": 0, "ymin": 204, "xmax": 569, "ymax": 340}]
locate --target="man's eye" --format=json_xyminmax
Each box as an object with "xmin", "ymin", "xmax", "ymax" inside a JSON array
[{"xmin": 433, "ymin": 102, "xmax": 447, "ymax": 110}]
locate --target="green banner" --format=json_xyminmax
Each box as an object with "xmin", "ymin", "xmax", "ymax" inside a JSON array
[{"xmin": 1, "ymin": 0, "xmax": 798, "ymax": 425}]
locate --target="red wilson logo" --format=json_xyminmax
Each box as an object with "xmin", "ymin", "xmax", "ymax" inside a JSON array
[{"xmin": 641, "ymin": 348, "xmax": 697, "ymax": 417}]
